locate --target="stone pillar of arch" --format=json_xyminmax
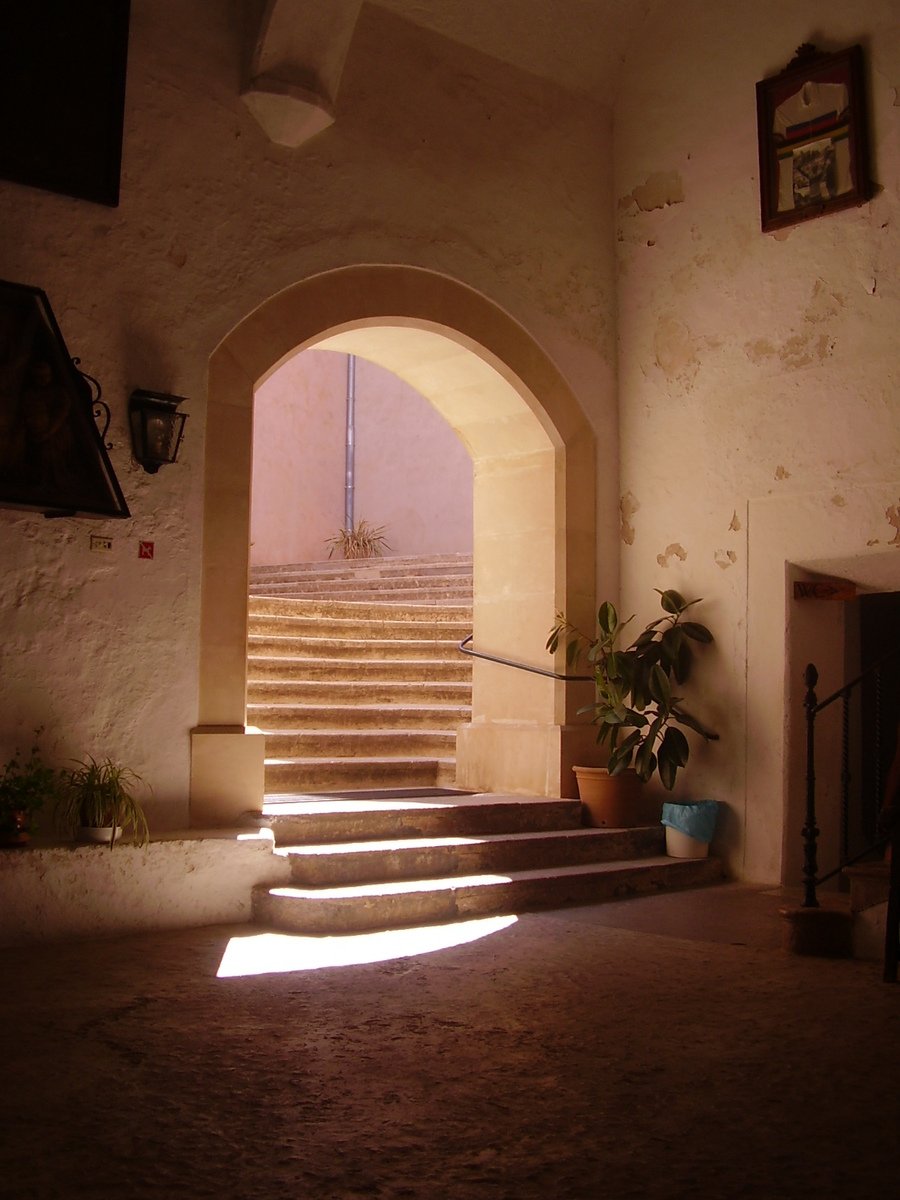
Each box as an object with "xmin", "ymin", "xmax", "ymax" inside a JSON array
[{"xmin": 191, "ymin": 265, "xmax": 599, "ymax": 824}]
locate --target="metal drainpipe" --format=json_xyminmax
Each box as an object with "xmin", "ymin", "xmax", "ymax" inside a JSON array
[{"xmin": 344, "ymin": 353, "xmax": 356, "ymax": 531}]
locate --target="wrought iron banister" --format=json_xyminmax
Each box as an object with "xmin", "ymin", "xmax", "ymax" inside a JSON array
[
  {"xmin": 803, "ymin": 652, "xmax": 900, "ymax": 982},
  {"xmin": 457, "ymin": 635, "xmax": 592, "ymax": 682}
]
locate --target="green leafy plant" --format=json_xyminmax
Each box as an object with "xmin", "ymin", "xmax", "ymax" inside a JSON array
[
  {"xmin": 548, "ymin": 589, "xmax": 719, "ymax": 790},
  {"xmin": 57, "ymin": 756, "xmax": 150, "ymax": 847},
  {"xmin": 325, "ymin": 519, "xmax": 391, "ymax": 560},
  {"xmin": 0, "ymin": 728, "xmax": 60, "ymax": 840}
]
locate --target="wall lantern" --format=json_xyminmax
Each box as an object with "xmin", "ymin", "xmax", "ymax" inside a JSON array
[{"xmin": 129, "ymin": 390, "xmax": 188, "ymax": 474}]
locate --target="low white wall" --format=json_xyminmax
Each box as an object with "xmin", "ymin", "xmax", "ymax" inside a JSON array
[{"xmin": 0, "ymin": 830, "xmax": 291, "ymax": 947}]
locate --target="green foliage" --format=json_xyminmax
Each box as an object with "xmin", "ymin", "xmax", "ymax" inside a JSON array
[
  {"xmin": 0, "ymin": 728, "xmax": 60, "ymax": 835},
  {"xmin": 325, "ymin": 519, "xmax": 391, "ymax": 560},
  {"xmin": 57, "ymin": 757, "xmax": 150, "ymax": 848},
  {"xmin": 547, "ymin": 589, "xmax": 718, "ymax": 790}
]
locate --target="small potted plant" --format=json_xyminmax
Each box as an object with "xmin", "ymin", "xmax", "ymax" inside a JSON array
[
  {"xmin": 57, "ymin": 756, "xmax": 150, "ymax": 847},
  {"xmin": 548, "ymin": 588, "xmax": 718, "ymax": 827},
  {"xmin": 0, "ymin": 729, "xmax": 60, "ymax": 847}
]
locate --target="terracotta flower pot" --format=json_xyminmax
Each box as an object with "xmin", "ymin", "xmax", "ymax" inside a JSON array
[
  {"xmin": 572, "ymin": 767, "xmax": 657, "ymax": 828},
  {"xmin": 0, "ymin": 808, "xmax": 32, "ymax": 847}
]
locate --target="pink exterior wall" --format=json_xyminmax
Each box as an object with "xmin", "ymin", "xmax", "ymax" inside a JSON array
[
  {"xmin": 250, "ymin": 351, "xmax": 345, "ymax": 566},
  {"xmin": 251, "ymin": 350, "xmax": 473, "ymax": 565}
]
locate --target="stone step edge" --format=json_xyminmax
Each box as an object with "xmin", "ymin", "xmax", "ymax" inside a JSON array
[
  {"xmin": 264, "ymin": 731, "xmax": 459, "ymax": 742},
  {"xmin": 276, "ymin": 827, "xmax": 661, "ymax": 856},
  {"xmin": 247, "ymin": 600, "xmax": 472, "ymax": 619},
  {"xmin": 257, "ymin": 855, "xmax": 721, "ymax": 898},
  {"xmin": 251, "ymin": 553, "xmax": 473, "ymax": 572}
]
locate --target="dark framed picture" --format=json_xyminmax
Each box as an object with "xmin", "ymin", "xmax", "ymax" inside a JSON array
[
  {"xmin": 756, "ymin": 44, "xmax": 872, "ymax": 233},
  {"xmin": 0, "ymin": 279, "xmax": 130, "ymax": 519},
  {"xmin": 0, "ymin": 1, "xmax": 130, "ymax": 207}
]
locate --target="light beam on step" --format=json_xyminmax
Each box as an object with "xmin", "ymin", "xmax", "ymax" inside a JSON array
[{"xmin": 216, "ymin": 914, "xmax": 517, "ymax": 978}]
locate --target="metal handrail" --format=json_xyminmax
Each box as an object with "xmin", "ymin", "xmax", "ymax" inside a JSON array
[
  {"xmin": 457, "ymin": 635, "xmax": 592, "ymax": 683},
  {"xmin": 804, "ymin": 655, "xmax": 900, "ymax": 982}
]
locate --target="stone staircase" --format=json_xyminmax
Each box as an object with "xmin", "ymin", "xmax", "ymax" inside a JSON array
[
  {"xmin": 248, "ymin": 554, "xmax": 473, "ymax": 795},
  {"xmin": 250, "ymin": 792, "xmax": 727, "ymax": 934},
  {"xmin": 250, "ymin": 552, "xmax": 473, "ymax": 604},
  {"xmin": 246, "ymin": 553, "xmax": 727, "ymax": 935}
]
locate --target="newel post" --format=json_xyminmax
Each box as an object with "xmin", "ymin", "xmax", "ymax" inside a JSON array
[{"xmin": 803, "ymin": 663, "xmax": 820, "ymax": 908}]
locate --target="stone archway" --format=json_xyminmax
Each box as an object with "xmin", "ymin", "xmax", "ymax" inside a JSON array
[{"xmin": 190, "ymin": 265, "xmax": 598, "ymax": 825}]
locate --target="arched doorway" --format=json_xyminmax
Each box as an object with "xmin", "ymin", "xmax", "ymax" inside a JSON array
[{"xmin": 190, "ymin": 265, "xmax": 598, "ymax": 825}]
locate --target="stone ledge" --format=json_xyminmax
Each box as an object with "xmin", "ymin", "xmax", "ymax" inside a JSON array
[{"xmin": 0, "ymin": 831, "xmax": 290, "ymax": 948}]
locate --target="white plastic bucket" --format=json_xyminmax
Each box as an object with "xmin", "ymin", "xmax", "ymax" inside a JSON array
[{"xmin": 665, "ymin": 825, "xmax": 709, "ymax": 859}]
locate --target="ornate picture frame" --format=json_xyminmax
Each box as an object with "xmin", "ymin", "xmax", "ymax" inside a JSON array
[
  {"xmin": 756, "ymin": 44, "xmax": 872, "ymax": 233},
  {"xmin": 0, "ymin": 279, "xmax": 130, "ymax": 520}
]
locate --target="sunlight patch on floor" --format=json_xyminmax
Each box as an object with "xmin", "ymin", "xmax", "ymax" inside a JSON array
[{"xmin": 216, "ymin": 914, "xmax": 518, "ymax": 978}]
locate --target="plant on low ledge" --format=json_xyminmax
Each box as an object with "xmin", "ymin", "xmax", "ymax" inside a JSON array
[
  {"xmin": 56, "ymin": 756, "xmax": 150, "ymax": 848},
  {"xmin": 325, "ymin": 519, "xmax": 391, "ymax": 560},
  {"xmin": 547, "ymin": 588, "xmax": 719, "ymax": 790},
  {"xmin": 0, "ymin": 729, "xmax": 60, "ymax": 846}
]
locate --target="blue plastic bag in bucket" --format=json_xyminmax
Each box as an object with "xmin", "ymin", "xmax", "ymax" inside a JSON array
[{"xmin": 661, "ymin": 800, "xmax": 719, "ymax": 858}]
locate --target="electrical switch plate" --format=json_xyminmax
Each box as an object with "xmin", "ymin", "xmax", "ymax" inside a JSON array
[{"xmin": 90, "ymin": 535, "xmax": 112, "ymax": 553}]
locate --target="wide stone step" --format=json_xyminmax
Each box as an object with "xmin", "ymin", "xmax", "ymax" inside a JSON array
[
  {"xmin": 247, "ymin": 679, "xmax": 472, "ymax": 705},
  {"xmin": 252, "ymin": 855, "xmax": 726, "ymax": 934},
  {"xmin": 247, "ymin": 634, "xmax": 463, "ymax": 660},
  {"xmin": 253, "ymin": 793, "xmax": 583, "ymax": 844},
  {"xmin": 251, "ymin": 553, "xmax": 473, "ymax": 580},
  {"xmin": 279, "ymin": 825, "xmax": 666, "ymax": 886},
  {"xmin": 247, "ymin": 612, "xmax": 473, "ymax": 640},
  {"xmin": 251, "ymin": 564, "xmax": 474, "ymax": 585},
  {"xmin": 265, "ymin": 729, "xmax": 458, "ymax": 757},
  {"xmin": 249, "ymin": 596, "xmax": 472, "ymax": 623},
  {"xmin": 250, "ymin": 583, "xmax": 473, "ymax": 603},
  {"xmin": 247, "ymin": 656, "xmax": 471, "ymax": 683},
  {"xmin": 264, "ymin": 756, "xmax": 457, "ymax": 793},
  {"xmin": 248, "ymin": 702, "xmax": 471, "ymax": 731}
]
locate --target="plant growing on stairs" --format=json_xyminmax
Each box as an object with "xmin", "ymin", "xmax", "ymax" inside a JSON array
[
  {"xmin": 548, "ymin": 589, "xmax": 718, "ymax": 790},
  {"xmin": 325, "ymin": 519, "xmax": 391, "ymax": 560}
]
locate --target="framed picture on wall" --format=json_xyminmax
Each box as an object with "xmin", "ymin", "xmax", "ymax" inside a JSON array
[
  {"xmin": 756, "ymin": 44, "xmax": 872, "ymax": 233},
  {"xmin": 0, "ymin": 279, "xmax": 130, "ymax": 519},
  {"xmin": 0, "ymin": 1, "xmax": 130, "ymax": 206}
]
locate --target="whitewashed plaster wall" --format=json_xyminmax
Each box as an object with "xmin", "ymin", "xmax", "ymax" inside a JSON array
[
  {"xmin": 615, "ymin": 0, "xmax": 900, "ymax": 881},
  {"xmin": 0, "ymin": 1, "xmax": 615, "ymax": 830},
  {"xmin": 250, "ymin": 350, "xmax": 473, "ymax": 566}
]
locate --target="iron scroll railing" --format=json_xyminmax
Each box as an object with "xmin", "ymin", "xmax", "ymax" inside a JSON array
[
  {"xmin": 457, "ymin": 634, "xmax": 592, "ymax": 682},
  {"xmin": 803, "ymin": 656, "xmax": 900, "ymax": 983}
]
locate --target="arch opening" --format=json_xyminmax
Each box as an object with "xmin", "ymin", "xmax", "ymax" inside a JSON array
[{"xmin": 191, "ymin": 266, "xmax": 598, "ymax": 825}]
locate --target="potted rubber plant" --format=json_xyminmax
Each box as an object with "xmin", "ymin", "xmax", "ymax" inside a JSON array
[
  {"xmin": 0, "ymin": 729, "xmax": 60, "ymax": 847},
  {"xmin": 57, "ymin": 756, "xmax": 150, "ymax": 847},
  {"xmin": 548, "ymin": 589, "xmax": 718, "ymax": 826}
]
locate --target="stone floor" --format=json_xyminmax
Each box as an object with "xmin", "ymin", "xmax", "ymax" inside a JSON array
[{"xmin": 2, "ymin": 883, "xmax": 898, "ymax": 1200}]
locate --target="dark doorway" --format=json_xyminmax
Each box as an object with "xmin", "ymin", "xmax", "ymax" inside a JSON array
[{"xmin": 859, "ymin": 591, "xmax": 900, "ymax": 844}]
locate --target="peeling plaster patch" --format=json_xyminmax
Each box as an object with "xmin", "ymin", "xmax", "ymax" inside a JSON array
[
  {"xmin": 773, "ymin": 227, "xmax": 793, "ymax": 241},
  {"xmin": 728, "ymin": 511, "xmax": 742, "ymax": 532},
  {"xmin": 886, "ymin": 503, "xmax": 900, "ymax": 547},
  {"xmin": 618, "ymin": 171, "xmax": 685, "ymax": 213},
  {"xmin": 654, "ymin": 316, "xmax": 698, "ymax": 383},
  {"xmin": 867, "ymin": 539, "xmax": 880, "ymax": 547},
  {"xmin": 831, "ymin": 494, "xmax": 846, "ymax": 507},
  {"xmin": 774, "ymin": 465, "xmax": 791, "ymax": 480},
  {"xmin": 715, "ymin": 549, "xmax": 737, "ymax": 569},
  {"xmin": 804, "ymin": 279, "xmax": 845, "ymax": 324},
  {"xmin": 745, "ymin": 329, "xmax": 834, "ymax": 371},
  {"xmin": 620, "ymin": 492, "xmax": 639, "ymax": 545},
  {"xmin": 746, "ymin": 338, "xmax": 777, "ymax": 363},
  {"xmin": 657, "ymin": 542, "xmax": 687, "ymax": 568}
]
